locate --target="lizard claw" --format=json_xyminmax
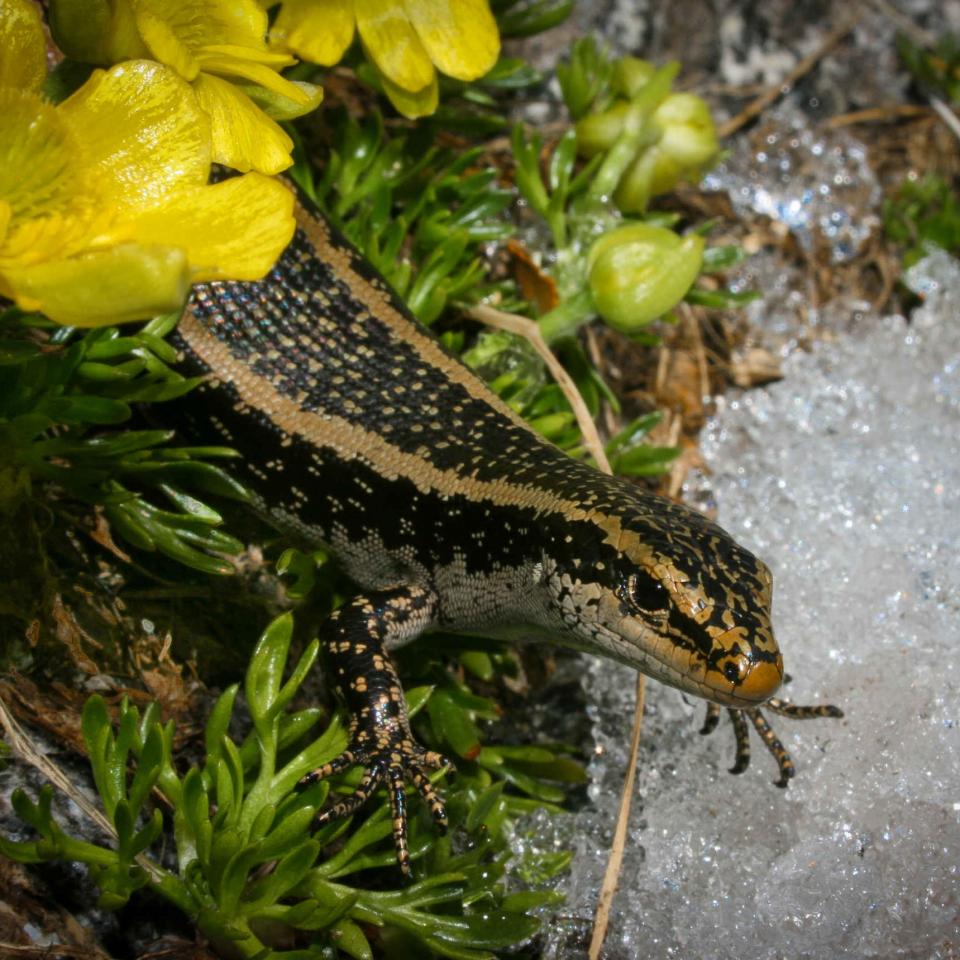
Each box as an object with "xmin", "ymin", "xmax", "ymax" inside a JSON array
[
  {"xmin": 300, "ymin": 729, "xmax": 452, "ymax": 877},
  {"xmin": 700, "ymin": 694, "xmax": 843, "ymax": 787}
]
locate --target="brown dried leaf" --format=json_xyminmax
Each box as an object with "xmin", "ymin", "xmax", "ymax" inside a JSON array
[{"xmin": 507, "ymin": 239, "xmax": 560, "ymax": 314}]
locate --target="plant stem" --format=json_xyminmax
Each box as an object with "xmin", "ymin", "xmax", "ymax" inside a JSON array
[{"xmin": 537, "ymin": 291, "xmax": 596, "ymax": 344}]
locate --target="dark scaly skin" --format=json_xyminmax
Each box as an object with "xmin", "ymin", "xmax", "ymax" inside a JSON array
[
  {"xmin": 167, "ymin": 182, "xmax": 842, "ymax": 874},
  {"xmin": 299, "ymin": 589, "xmax": 449, "ymax": 874}
]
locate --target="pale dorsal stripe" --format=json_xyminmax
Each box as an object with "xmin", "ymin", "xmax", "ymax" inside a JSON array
[
  {"xmin": 178, "ymin": 310, "xmax": 590, "ymax": 517},
  {"xmin": 296, "ymin": 202, "xmax": 539, "ymax": 437}
]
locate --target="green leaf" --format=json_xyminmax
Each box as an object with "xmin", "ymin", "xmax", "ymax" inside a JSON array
[
  {"xmin": 331, "ymin": 918, "xmax": 374, "ymax": 960},
  {"xmin": 466, "ymin": 782, "xmax": 505, "ymax": 833},
  {"xmin": 612, "ymin": 444, "xmax": 681, "ymax": 477},
  {"xmin": 246, "ymin": 612, "xmax": 294, "ymax": 728},
  {"xmin": 685, "ymin": 287, "xmax": 760, "ymax": 309},
  {"xmin": 180, "ymin": 768, "xmax": 214, "ymax": 867},
  {"xmin": 404, "ymin": 684, "xmax": 434, "ymax": 719},
  {"xmin": 459, "ymin": 650, "xmax": 495, "ymax": 682},
  {"xmin": 214, "ymin": 737, "xmax": 245, "ymax": 825},
  {"xmin": 204, "ymin": 684, "xmax": 239, "ymax": 761},
  {"xmin": 273, "ymin": 639, "xmax": 320, "ymax": 719},
  {"xmin": 42, "ymin": 394, "xmax": 131, "ymax": 425},
  {"xmin": 127, "ymin": 723, "xmax": 163, "ymax": 816},
  {"xmin": 606, "ymin": 411, "xmax": 662, "ymax": 452},
  {"xmin": 427, "ymin": 690, "xmax": 482, "ymax": 761},
  {"xmin": 256, "ymin": 805, "xmax": 319, "ymax": 862},
  {"xmin": 496, "ymin": 0, "xmax": 573, "ymax": 37},
  {"xmin": 241, "ymin": 838, "xmax": 320, "ymax": 914},
  {"xmin": 701, "ymin": 244, "xmax": 749, "ymax": 273}
]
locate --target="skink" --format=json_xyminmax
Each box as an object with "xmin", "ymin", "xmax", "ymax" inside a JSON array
[{"xmin": 169, "ymin": 183, "xmax": 839, "ymax": 874}]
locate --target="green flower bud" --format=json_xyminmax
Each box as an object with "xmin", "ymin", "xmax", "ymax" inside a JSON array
[
  {"xmin": 575, "ymin": 101, "xmax": 630, "ymax": 157},
  {"xmin": 587, "ymin": 223, "xmax": 704, "ymax": 331},
  {"xmin": 613, "ymin": 93, "xmax": 718, "ymax": 212},
  {"xmin": 654, "ymin": 92, "xmax": 719, "ymax": 169},
  {"xmin": 613, "ymin": 147, "xmax": 680, "ymax": 213},
  {"xmin": 49, "ymin": 0, "xmax": 148, "ymax": 64}
]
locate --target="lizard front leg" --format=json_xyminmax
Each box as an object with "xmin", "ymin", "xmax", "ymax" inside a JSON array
[{"xmin": 300, "ymin": 586, "xmax": 450, "ymax": 876}]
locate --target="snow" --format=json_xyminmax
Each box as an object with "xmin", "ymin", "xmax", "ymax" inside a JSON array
[{"xmin": 521, "ymin": 250, "xmax": 960, "ymax": 958}]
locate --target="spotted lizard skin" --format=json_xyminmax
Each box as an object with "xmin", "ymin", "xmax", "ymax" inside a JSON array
[{"xmin": 169, "ymin": 187, "xmax": 840, "ymax": 874}]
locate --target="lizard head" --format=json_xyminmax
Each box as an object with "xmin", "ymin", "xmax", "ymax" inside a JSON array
[{"xmin": 543, "ymin": 489, "xmax": 783, "ymax": 707}]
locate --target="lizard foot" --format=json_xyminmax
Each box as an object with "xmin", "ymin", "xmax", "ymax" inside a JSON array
[
  {"xmin": 300, "ymin": 717, "xmax": 452, "ymax": 877},
  {"xmin": 700, "ymin": 695, "xmax": 843, "ymax": 787}
]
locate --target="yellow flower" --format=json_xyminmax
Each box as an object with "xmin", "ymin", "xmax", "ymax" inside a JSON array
[
  {"xmin": 0, "ymin": 4, "xmax": 294, "ymax": 327},
  {"xmin": 49, "ymin": 0, "xmax": 323, "ymax": 174},
  {"xmin": 268, "ymin": 0, "xmax": 500, "ymax": 118}
]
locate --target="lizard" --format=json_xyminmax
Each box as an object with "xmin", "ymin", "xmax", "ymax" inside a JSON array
[{"xmin": 168, "ymin": 182, "xmax": 841, "ymax": 875}]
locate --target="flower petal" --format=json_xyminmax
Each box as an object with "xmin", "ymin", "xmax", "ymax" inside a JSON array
[
  {"xmin": 378, "ymin": 66, "xmax": 438, "ymax": 118},
  {"xmin": 193, "ymin": 73, "xmax": 294, "ymax": 174},
  {"xmin": 134, "ymin": 6, "xmax": 202, "ymax": 79},
  {"xmin": 132, "ymin": 173, "xmax": 295, "ymax": 281},
  {"xmin": 271, "ymin": 0, "xmax": 355, "ymax": 66},
  {"xmin": 404, "ymin": 0, "xmax": 499, "ymax": 81},
  {"xmin": 6, "ymin": 243, "xmax": 190, "ymax": 327},
  {"xmin": 202, "ymin": 42, "xmax": 295, "ymax": 68},
  {"xmin": 356, "ymin": 0, "xmax": 433, "ymax": 93},
  {"xmin": 0, "ymin": 90, "xmax": 93, "ymax": 229},
  {"xmin": 197, "ymin": 52, "xmax": 311, "ymax": 102},
  {"xmin": 0, "ymin": 200, "xmax": 11, "ymax": 246},
  {"xmin": 57, "ymin": 61, "xmax": 211, "ymax": 214},
  {"xmin": 0, "ymin": 0, "xmax": 48, "ymax": 93},
  {"xmin": 133, "ymin": 0, "xmax": 270, "ymax": 53}
]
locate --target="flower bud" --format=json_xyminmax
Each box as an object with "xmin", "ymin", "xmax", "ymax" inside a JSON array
[
  {"xmin": 654, "ymin": 92, "xmax": 718, "ymax": 169},
  {"xmin": 575, "ymin": 101, "xmax": 629, "ymax": 157},
  {"xmin": 587, "ymin": 223, "xmax": 704, "ymax": 331},
  {"xmin": 49, "ymin": 0, "xmax": 148, "ymax": 64}
]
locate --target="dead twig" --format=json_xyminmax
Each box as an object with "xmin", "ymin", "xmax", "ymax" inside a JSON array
[
  {"xmin": 466, "ymin": 304, "xmax": 612, "ymax": 473},
  {"xmin": 0, "ymin": 694, "xmax": 114, "ymax": 839},
  {"xmin": 0, "ymin": 945, "xmax": 105, "ymax": 959},
  {"xmin": 866, "ymin": 0, "xmax": 937, "ymax": 48},
  {"xmin": 824, "ymin": 104, "xmax": 931, "ymax": 128},
  {"xmin": 718, "ymin": 9, "xmax": 863, "ymax": 138},
  {"xmin": 930, "ymin": 97, "xmax": 960, "ymax": 146},
  {"xmin": 587, "ymin": 674, "xmax": 646, "ymax": 960},
  {"xmin": 0, "ymin": 694, "xmax": 167, "ymax": 886}
]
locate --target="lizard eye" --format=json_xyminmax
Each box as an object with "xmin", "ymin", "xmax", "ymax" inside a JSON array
[{"xmin": 625, "ymin": 573, "xmax": 670, "ymax": 613}]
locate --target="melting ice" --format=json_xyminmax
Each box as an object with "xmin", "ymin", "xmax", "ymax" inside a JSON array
[{"xmin": 520, "ymin": 248, "xmax": 960, "ymax": 958}]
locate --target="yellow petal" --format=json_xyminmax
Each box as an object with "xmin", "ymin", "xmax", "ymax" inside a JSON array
[
  {"xmin": 356, "ymin": 0, "xmax": 433, "ymax": 93},
  {"xmin": 0, "ymin": 90, "xmax": 93, "ymax": 229},
  {"xmin": 193, "ymin": 73, "xmax": 294, "ymax": 174},
  {"xmin": 404, "ymin": 0, "xmax": 499, "ymax": 81},
  {"xmin": 0, "ymin": 0, "xmax": 48, "ymax": 92},
  {"xmin": 1, "ymin": 208, "xmax": 125, "ymax": 270},
  {"xmin": 132, "ymin": 173, "xmax": 295, "ymax": 281},
  {"xmin": 202, "ymin": 42, "xmax": 295, "ymax": 69},
  {"xmin": 57, "ymin": 61, "xmax": 211, "ymax": 215},
  {"xmin": 5, "ymin": 243, "xmax": 190, "ymax": 326},
  {"xmin": 378, "ymin": 66, "xmax": 437, "ymax": 118},
  {"xmin": 271, "ymin": 0, "xmax": 355, "ymax": 66},
  {"xmin": 134, "ymin": 7, "xmax": 202, "ymax": 79},
  {"xmin": 133, "ymin": 0, "xmax": 270, "ymax": 53},
  {"xmin": 198, "ymin": 52, "xmax": 311, "ymax": 103}
]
